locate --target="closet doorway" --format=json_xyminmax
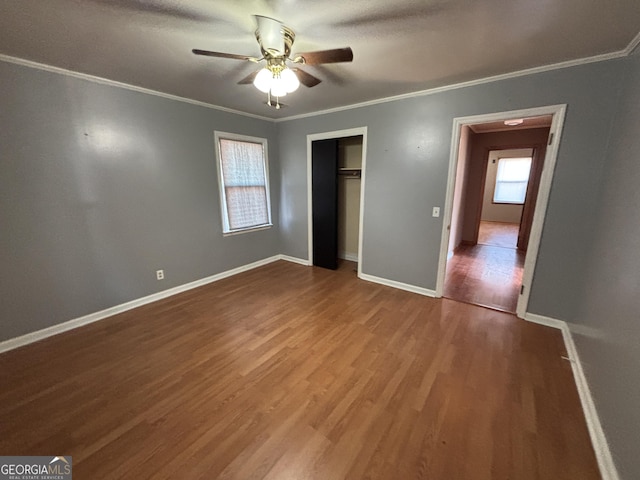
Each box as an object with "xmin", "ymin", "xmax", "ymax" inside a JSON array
[{"xmin": 307, "ymin": 127, "xmax": 367, "ymax": 274}]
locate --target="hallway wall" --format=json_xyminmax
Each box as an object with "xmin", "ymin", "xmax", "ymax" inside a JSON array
[{"xmin": 461, "ymin": 128, "xmax": 550, "ymax": 243}]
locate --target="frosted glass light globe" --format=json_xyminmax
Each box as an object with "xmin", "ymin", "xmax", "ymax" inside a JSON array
[
  {"xmin": 253, "ymin": 68, "xmax": 273, "ymax": 93},
  {"xmin": 270, "ymin": 76, "xmax": 288, "ymax": 97},
  {"xmin": 280, "ymin": 68, "xmax": 300, "ymax": 93}
]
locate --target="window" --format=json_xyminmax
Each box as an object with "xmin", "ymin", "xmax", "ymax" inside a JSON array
[
  {"xmin": 493, "ymin": 157, "xmax": 532, "ymax": 204},
  {"xmin": 215, "ymin": 132, "xmax": 272, "ymax": 234}
]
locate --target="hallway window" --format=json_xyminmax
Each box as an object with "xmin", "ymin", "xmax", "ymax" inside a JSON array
[
  {"xmin": 215, "ymin": 132, "xmax": 272, "ymax": 234},
  {"xmin": 493, "ymin": 157, "xmax": 532, "ymax": 204}
]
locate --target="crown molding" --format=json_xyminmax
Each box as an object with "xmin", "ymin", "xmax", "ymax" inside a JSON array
[
  {"xmin": 625, "ymin": 30, "xmax": 640, "ymax": 55},
  {"xmin": 2, "ymin": 27, "xmax": 639, "ymax": 123},
  {"xmin": 0, "ymin": 53, "xmax": 274, "ymax": 122},
  {"xmin": 276, "ymin": 49, "xmax": 628, "ymax": 122}
]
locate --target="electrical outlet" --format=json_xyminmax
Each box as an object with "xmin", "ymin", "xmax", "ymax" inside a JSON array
[
  {"xmin": 156, "ymin": 269, "xmax": 164, "ymax": 280},
  {"xmin": 432, "ymin": 207, "xmax": 440, "ymax": 217}
]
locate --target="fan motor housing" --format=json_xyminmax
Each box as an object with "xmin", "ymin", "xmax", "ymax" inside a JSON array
[{"xmin": 256, "ymin": 24, "xmax": 296, "ymax": 59}]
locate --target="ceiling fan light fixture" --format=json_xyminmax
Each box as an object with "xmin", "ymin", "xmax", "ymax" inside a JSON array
[
  {"xmin": 280, "ymin": 68, "xmax": 300, "ymax": 93},
  {"xmin": 270, "ymin": 75, "xmax": 288, "ymax": 97},
  {"xmin": 253, "ymin": 68, "xmax": 273, "ymax": 93},
  {"xmin": 253, "ymin": 66, "xmax": 299, "ymax": 98},
  {"xmin": 193, "ymin": 15, "xmax": 353, "ymax": 107}
]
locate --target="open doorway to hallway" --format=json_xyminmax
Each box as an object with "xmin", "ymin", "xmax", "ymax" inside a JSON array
[{"xmin": 442, "ymin": 117, "xmax": 551, "ymax": 313}]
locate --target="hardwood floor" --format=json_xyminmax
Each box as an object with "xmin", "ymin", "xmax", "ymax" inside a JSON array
[
  {"xmin": 478, "ymin": 221, "xmax": 520, "ymax": 249},
  {"xmin": 0, "ymin": 261, "xmax": 599, "ymax": 479},
  {"xmin": 445, "ymin": 221, "xmax": 524, "ymax": 313},
  {"xmin": 444, "ymin": 244, "xmax": 524, "ymax": 313}
]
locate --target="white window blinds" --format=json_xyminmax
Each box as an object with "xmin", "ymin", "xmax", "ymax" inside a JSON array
[
  {"xmin": 216, "ymin": 134, "xmax": 271, "ymax": 233},
  {"xmin": 493, "ymin": 157, "xmax": 532, "ymax": 204}
]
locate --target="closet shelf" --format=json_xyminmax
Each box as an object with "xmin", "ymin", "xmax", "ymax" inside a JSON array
[{"xmin": 338, "ymin": 168, "xmax": 361, "ymax": 178}]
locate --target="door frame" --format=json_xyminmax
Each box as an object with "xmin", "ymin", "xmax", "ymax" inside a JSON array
[
  {"xmin": 307, "ymin": 127, "xmax": 368, "ymax": 276},
  {"xmin": 435, "ymin": 105, "xmax": 566, "ymax": 318}
]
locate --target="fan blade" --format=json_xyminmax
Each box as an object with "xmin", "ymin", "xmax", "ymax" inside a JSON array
[
  {"xmin": 294, "ymin": 47, "xmax": 353, "ymax": 65},
  {"xmin": 192, "ymin": 49, "xmax": 259, "ymax": 62},
  {"xmin": 292, "ymin": 68, "xmax": 322, "ymax": 88},
  {"xmin": 238, "ymin": 70, "xmax": 259, "ymax": 85}
]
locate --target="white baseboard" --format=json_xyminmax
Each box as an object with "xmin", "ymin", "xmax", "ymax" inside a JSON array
[
  {"xmin": 0, "ymin": 255, "xmax": 284, "ymax": 354},
  {"xmin": 277, "ymin": 254, "xmax": 311, "ymax": 266},
  {"xmin": 524, "ymin": 313, "xmax": 620, "ymax": 480},
  {"xmin": 560, "ymin": 323, "xmax": 620, "ymax": 480},
  {"xmin": 338, "ymin": 252, "xmax": 359, "ymax": 262},
  {"xmin": 358, "ymin": 273, "xmax": 436, "ymax": 297},
  {"xmin": 523, "ymin": 312, "xmax": 566, "ymax": 330},
  {"xmin": 285, "ymin": 257, "xmax": 438, "ymax": 301}
]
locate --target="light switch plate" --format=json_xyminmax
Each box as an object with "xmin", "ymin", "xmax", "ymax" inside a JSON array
[{"xmin": 432, "ymin": 207, "xmax": 440, "ymax": 217}]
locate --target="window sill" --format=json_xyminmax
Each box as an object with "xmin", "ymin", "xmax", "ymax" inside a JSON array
[{"xmin": 222, "ymin": 224, "xmax": 273, "ymax": 237}]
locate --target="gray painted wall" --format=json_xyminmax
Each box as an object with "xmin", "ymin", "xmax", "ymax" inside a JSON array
[
  {"xmin": 278, "ymin": 59, "xmax": 623, "ymax": 320},
  {"xmin": 0, "ymin": 61, "xmax": 279, "ymax": 342},
  {"xmin": 574, "ymin": 51, "xmax": 640, "ymax": 480}
]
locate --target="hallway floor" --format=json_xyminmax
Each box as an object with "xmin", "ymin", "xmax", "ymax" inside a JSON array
[
  {"xmin": 445, "ymin": 222, "xmax": 524, "ymax": 313},
  {"xmin": 477, "ymin": 221, "xmax": 520, "ymax": 248}
]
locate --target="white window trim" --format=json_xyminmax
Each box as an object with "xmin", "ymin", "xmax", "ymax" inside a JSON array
[{"xmin": 214, "ymin": 131, "xmax": 273, "ymax": 236}]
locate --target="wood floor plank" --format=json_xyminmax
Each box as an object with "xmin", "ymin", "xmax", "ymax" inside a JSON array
[
  {"xmin": 478, "ymin": 220, "xmax": 520, "ymax": 248},
  {"xmin": 444, "ymin": 243, "xmax": 524, "ymax": 313},
  {"xmin": 0, "ymin": 260, "xmax": 599, "ymax": 479}
]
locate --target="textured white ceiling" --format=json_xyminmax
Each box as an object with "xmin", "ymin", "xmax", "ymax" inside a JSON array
[{"xmin": 1, "ymin": 0, "xmax": 639, "ymax": 119}]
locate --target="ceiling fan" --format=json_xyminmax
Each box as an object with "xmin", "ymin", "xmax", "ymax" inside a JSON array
[{"xmin": 193, "ymin": 15, "xmax": 353, "ymax": 109}]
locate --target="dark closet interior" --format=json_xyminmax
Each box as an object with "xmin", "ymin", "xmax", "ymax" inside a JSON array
[{"xmin": 311, "ymin": 136, "xmax": 363, "ymax": 270}]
